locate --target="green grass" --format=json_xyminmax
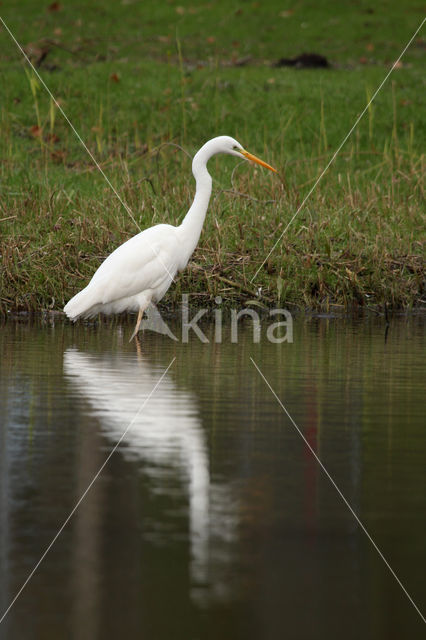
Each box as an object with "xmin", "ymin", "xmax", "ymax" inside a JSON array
[{"xmin": 0, "ymin": 0, "xmax": 424, "ymax": 313}]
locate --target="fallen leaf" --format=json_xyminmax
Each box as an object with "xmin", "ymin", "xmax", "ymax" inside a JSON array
[
  {"xmin": 30, "ymin": 125, "xmax": 42, "ymax": 137},
  {"xmin": 48, "ymin": 2, "xmax": 61, "ymax": 12},
  {"xmin": 46, "ymin": 133, "xmax": 60, "ymax": 143},
  {"xmin": 110, "ymin": 72, "xmax": 120, "ymax": 83},
  {"xmin": 51, "ymin": 150, "xmax": 66, "ymax": 163}
]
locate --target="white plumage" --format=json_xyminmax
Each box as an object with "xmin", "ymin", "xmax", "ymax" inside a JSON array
[
  {"xmin": 64, "ymin": 135, "xmax": 276, "ymax": 339},
  {"xmin": 64, "ymin": 225, "xmax": 179, "ymax": 318}
]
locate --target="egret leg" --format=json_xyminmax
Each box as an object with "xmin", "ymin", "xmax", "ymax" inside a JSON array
[
  {"xmin": 134, "ymin": 334, "xmax": 143, "ymax": 358},
  {"xmin": 129, "ymin": 307, "xmax": 145, "ymax": 342}
]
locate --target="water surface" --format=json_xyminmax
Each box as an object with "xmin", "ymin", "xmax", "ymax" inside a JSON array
[{"xmin": 0, "ymin": 316, "xmax": 425, "ymax": 639}]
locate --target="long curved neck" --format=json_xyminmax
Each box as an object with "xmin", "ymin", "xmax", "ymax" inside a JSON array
[{"xmin": 176, "ymin": 143, "xmax": 214, "ymax": 266}]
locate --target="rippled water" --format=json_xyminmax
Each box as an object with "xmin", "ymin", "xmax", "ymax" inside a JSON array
[{"xmin": 0, "ymin": 316, "xmax": 425, "ymax": 639}]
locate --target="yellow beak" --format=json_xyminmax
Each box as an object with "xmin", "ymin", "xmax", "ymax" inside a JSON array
[{"xmin": 240, "ymin": 149, "xmax": 277, "ymax": 173}]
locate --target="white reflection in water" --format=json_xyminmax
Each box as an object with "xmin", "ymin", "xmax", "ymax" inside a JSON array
[{"xmin": 63, "ymin": 348, "xmax": 237, "ymax": 603}]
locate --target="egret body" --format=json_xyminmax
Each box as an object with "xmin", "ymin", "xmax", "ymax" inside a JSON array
[{"xmin": 64, "ymin": 136, "xmax": 276, "ymax": 339}]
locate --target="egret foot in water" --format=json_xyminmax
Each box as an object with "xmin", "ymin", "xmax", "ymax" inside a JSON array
[{"xmin": 129, "ymin": 307, "xmax": 145, "ymax": 342}]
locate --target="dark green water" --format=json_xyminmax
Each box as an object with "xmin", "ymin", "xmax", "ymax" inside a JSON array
[{"xmin": 0, "ymin": 316, "xmax": 425, "ymax": 639}]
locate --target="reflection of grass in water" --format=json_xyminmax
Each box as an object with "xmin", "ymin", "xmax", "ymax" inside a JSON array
[{"xmin": 0, "ymin": 1, "xmax": 424, "ymax": 312}]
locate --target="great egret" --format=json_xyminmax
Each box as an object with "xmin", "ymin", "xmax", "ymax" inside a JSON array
[{"xmin": 64, "ymin": 135, "xmax": 276, "ymax": 340}]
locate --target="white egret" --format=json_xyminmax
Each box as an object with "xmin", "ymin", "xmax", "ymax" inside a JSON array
[{"xmin": 63, "ymin": 135, "xmax": 276, "ymax": 340}]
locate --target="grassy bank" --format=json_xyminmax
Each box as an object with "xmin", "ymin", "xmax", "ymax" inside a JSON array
[{"xmin": 0, "ymin": 1, "xmax": 424, "ymax": 313}]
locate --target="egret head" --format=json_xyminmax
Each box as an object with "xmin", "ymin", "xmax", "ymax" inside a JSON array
[
  {"xmin": 193, "ymin": 136, "xmax": 277, "ymax": 177},
  {"xmin": 217, "ymin": 135, "xmax": 277, "ymax": 173}
]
